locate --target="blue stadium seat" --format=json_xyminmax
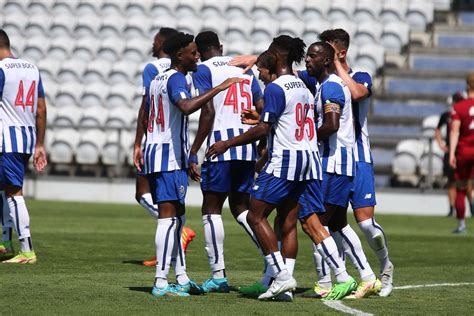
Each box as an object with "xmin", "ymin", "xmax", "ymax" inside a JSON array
[
  {"xmin": 458, "ymin": 11, "xmax": 474, "ymax": 25},
  {"xmin": 369, "ymin": 124, "xmax": 420, "ymax": 138},
  {"xmin": 372, "ymin": 100, "xmax": 447, "ymax": 118},
  {"xmin": 410, "ymin": 55, "xmax": 474, "ymax": 71},
  {"xmin": 371, "ymin": 148, "xmax": 395, "ymax": 167},
  {"xmin": 436, "ymin": 33, "xmax": 474, "ymax": 49},
  {"xmin": 386, "ymin": 78, "xmax": 466, "ymax": 96}
]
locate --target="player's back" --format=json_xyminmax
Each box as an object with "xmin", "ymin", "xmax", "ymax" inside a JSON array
[
  {"xmin": 263, "ymin": 74, "xmax": 321, "ymax": 181},
  {"xmin": 316, "ymin": 73, "xmax": 354, "ymax": 176},
  {"xmin": 144, "ymin": 69, "xmax": 189, "ymax": 173},
  {"xmin": 194, "ymin": 55, "xmax": 262, "ymax": 162},
  {"xmin": 452, "ymin": 97, "xmax": 474, "ymax": 150},
  {"xmin": 0, "ymin": 57, "xmax": 42, "ymax": 154}
]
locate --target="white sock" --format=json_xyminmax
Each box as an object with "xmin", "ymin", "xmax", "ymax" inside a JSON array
[
  {"xmin": 285, "ymin": 258, "xmax": 296, "ymax": 276},
  {"xmin": 8, "ymin": 196, "xmax": 33, "ymax": 251},
  {"xmin": 337, "ymin": 224, "xmax": 376, "ymax": 282},
  {"xmin": 139, "ymin": 193, "xmax": 159, "ymax": 219},
  {"xmin": 203, "ymin": 214, "xmax": 225, "ymax": 277},
  {"xmin": 236, "ymin": 210, "xmax": 260, "ymax": 250},
  {"xmin": 312, "ymin": 243, "xmax": 332, "ymax": 288},
  {"xmin": 1, "ymin": 192, "xmax": 13, "ymax": 242},
  {"xmin": 265, "ymin": 251, "xmax": 291, "ymax": 281},
  {"xmin": 317, "ymin": 237, "xmax": 350, "ymax": 283},
  {"xmin": 458, "ymin": 219, "xmax": 466, "ymax": 229},
  {"xmin": 261, "ymin": 260, "xmax": 274, "ymax": 287},
  {"xmin": 358, "ymin": 218, "xmax": 390, "ymax": 272},
  {"xmin": 155, "ymin": 217, "xmax": 177, "ymax": 287},
  {"xmin": 172, "ymin": 215, "xmax": 189, "ymax": 285}
]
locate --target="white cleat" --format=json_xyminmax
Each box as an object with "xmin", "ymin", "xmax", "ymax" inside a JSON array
[
  {"xmin": 258, "ymin": 275, "xmax": 297, "ymax": 300},
  {"xmin": 379, "ymin": 261, "xmax": 394, "ymax": 297}
]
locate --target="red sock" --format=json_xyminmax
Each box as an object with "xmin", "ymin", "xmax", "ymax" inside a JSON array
[{"xmin": 455, "ymin": 189, "xmax": 466, "ymax": 220}]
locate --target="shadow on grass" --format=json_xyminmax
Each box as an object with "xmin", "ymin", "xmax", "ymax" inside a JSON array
[
  {"xmin": 128, "ymin": 286, "xmax": 153, "ymax": 293},
  {"xmin": 122, "ymin": 260, "xmax": 148, "ymax": 265}
]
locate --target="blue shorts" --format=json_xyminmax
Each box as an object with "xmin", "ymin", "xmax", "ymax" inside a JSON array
[
  {"xmin": 201, "ymin": 160, "xmax": 255, "ymax": 193},
  {"xmin": 147, "ymin": 169, "xmax": 188, "ymax": 205},
  {"xmin": 322, "ymin": 172, "xmax": 353, "ymax": 208},
  {"xmin": 350, "ymin": 162, "xmax": 377, "ymax": 209},
  {"xmin": 0, "ymin": 153, "xmax": 31, "ymax": 188},
  {"xmin": 251, "ymin": 172, "xmax": 324, "ymax": 219}
]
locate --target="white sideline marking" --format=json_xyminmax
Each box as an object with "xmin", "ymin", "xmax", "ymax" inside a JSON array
[
  {"xmin": 323, "ymin": 283, "xmax": 474, "ymax": 315},
  {"xmin": 323, "ymin": 301, "xmax": 373, "ymax": 316},
  {"xmin": 394, "ymin": 282, "xmax": 474, "ymax": 290}
]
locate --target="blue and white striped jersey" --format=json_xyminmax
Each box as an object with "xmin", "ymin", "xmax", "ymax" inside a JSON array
[
  {"xmin": 261, "ymin": 75, "xmax": 322, "ymax": 181},
  {"xmin": 0, "ymin": 57, "xmax": 44, "ymax": 154},
  {"xmin": 350, "ymin": 69, "xmax": 373, "ymax": 163},
  {"xmin": 141, "ymin": 58, "xmax": 171, "ymax": 97},
  {"xmin": 143, "ymin": 69, "xmax": 190, "ymax": 174},
  {"xmin": 192, "ymin": 56, "xmax": 263, "ymax": 162},
  {"xmin": 316, "ymin": 74, "xmax": 355, "ymax": 176}
]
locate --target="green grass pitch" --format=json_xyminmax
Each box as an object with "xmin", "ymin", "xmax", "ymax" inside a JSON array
[{"xmin": 1, "ymin": 200, "xmax": 473, "ymax": 315}]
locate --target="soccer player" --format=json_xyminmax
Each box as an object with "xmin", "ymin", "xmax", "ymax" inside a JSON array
[
  {"xmin": 315, "ymin": 29, "xmax": 394, "ymax": 297},
  {"xmin": 449, "ymin": 72, "xmax": 474, "ymax": 234},
  {"xmin": 208, "ymin": 36, "xmax": 355, "ymax": 301},
  {"xmin": 141, "ymin": 32, "xmax": 240, "ymax": 297},
  {"xmin": 132, "ymin": 27, "xmax": 195, "ymax": 267},
  {"xmin": 301, "ymin": 41, "xmax": 380, "ymax": 299},
  {"xmin": 189, "ymin": 31, "xmax": 264, "ymax": 292},
  {"xmin": 0, "ymin": 29, "xmax": 47, "ymax": 264}
]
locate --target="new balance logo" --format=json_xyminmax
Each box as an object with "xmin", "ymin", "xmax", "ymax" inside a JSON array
[
  {"xmin": 364, "ymin": 193, "xmax": 372, "ymax": 199},
  {"xmin": 252, "ymin": 185, "xmax": 259, "ymax": 191}
]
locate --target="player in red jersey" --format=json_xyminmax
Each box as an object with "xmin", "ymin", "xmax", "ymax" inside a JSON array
[{"xmin": 449, "ymin": 73, "xmax": 474, "ymax": 234}]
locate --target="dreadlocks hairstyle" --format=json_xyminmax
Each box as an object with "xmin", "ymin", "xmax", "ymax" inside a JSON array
[{"xmin": 269, "ymin": 35, "xmax": 306, "ymax": 66}]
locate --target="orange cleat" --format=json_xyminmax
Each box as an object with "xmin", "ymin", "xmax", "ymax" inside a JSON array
[
  {"xmin": 143, "ymin": 257, "xmax": 157, "ymax": 267},
  {"xmin": 181, "ymin": 226, "xmax": 196, "ymax": 253}
]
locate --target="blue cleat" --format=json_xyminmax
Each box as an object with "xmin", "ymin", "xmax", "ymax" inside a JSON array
[
  {"xmin": 201, "ymin": 278, "xmax": 230, "ymax": 293},
  {"xmin": 175, "ymin": 280, "xmax": 204, "ymax": 295},
  {"xmin": 151, "ymin": 284, "xmax": 190, "ymax": 297}
]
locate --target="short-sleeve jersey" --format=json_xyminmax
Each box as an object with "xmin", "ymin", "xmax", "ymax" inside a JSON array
[
  {"xmin": 451, "ymin": 97, "xmax": 474, "ymax": 157},
  {"xmin": 143, "ymin": 69, "xmax": 191, "ymax": 174},
  {"xmin": 350, "ymin": 69, "xmax": 373, "ymax": 163},
  {"xmin": 192, "ymin": 56, "xmax": 263, "ymax": 162},
  {"xmin": 0, "ymin": 57, "xmax": 45, "ymax": 154},
  {"xmin": 316, "ymin": 74, "xmax": 355, "ymax": 176},
  {"xmin": 142, "ymin": 58, "xmax": 171, "ymax": 97},
  {"xmin": 260, "ymin": 74, "xmax": 322, "ymax": 181}
]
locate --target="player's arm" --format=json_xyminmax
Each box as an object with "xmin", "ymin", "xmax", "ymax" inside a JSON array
[
  {"xmin": 188, "ymin": 100, "xmax": 215, "ymax": 182},
  {"xmin": 449, "ymin": 118, "xmax": 461, "ymax": 168},
  {"xmin": 229, "ymin": 55, "xmax": 258, "ymax": 73},
  {"xmin": 34, "ymin": 95, "xmax": 47, "ymax": 172},
  {"xmin": 334, "ymin": 62, "xmax": 369, "ymax": 102},
  {"xmin": 435, "ymin": 113, "xmax": 449, "ymax": 153},
  {"xmin": 174, "ymin": 77, "xmax": 243, "ymax": 115},
  {"xmin": 317, "ymin": 82, "xmax": 345, "ymax": 140},
  {"xmin": 133, "ymin": 96, "xmax": 148, "ymax": 171}
]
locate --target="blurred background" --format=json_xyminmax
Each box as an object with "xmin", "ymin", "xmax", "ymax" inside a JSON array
[{"xmin": 0, "ymin": 0, "xmax": 473, "ymax": 212}]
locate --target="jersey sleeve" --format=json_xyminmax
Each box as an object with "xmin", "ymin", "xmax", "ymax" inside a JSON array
[
  {"xmin": 321, "ymin": 82, "xmax": 346, "ymax": 107},
  {"xmin": 0, "ymin": 68, "xmax": 4, "ymax": 99},
  {"xmin": 168, "ymin": 72, "xmax": 192, "ymax": 105},
  {"xmin": 451, "ymin": 105, "xmax": 461, "ymax": 121},
  {"xmin": 297, "ymin": 70, "xmax": 317, "ymax": 95},
  {"xmin": 260, "ymin": 83, "xmax": 286, "ymax": 124},
  {"xmin": 192, "ymin": 64, "xmax": 212, "ymax": 95},
  {"xmin": 38, "ymin": 74, "xmax": 45, "ymax": 98},
  {"xmin": 142, "ymin": 63, "xmax": 158, "ymax": 97},
  {"xmin": 352, "ymin": 71, "xmax": 372, "ymax": 97},
  {"xmin": 245, "ymin": 69, "xmax": 264, "ymax": 101}
]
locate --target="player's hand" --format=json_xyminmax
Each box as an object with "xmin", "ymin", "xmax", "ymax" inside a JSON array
[
  {"xmin": 188, "ymin": 162, "xmax": 200, "ymax": 182},
  {"xmin": 440, "ymin": 144, "xmax": 448, "ymax": 153},
  {"xmin": 133, "ymin": 145, "xmax": 144, "ymax": 172},
  {"xmin": 229, "ymin": 55, "xmax": 257, "ymax": 73},
  {"xmin": 449, "ymin": 154, "xmax": 456, "ymax": 169},
  {"xmin": 241, "ymin": 108, "xmax": 260, "ymax": 125},
  {"xmin": 33, "ymin": 145, "xmax": 48, "ymax": 172},
  {"xmin": 218, "ymin": 77, "xmax": 244, "ymax": 91},
  {"xmin": 206, "ymin": 140, "xmax": 230, "ymax": 160}
]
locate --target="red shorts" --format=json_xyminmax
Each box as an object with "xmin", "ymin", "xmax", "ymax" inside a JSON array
[{"xmin": 455, "ymin": 154, "xmax": 474, "ymax": 181}]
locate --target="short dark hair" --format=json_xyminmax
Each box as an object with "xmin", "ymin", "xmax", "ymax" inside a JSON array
[
  {"xmin": 256, "ymin": 50, "xmax": 277, "ymax": 73},
  {"xmin": 319, "ymin": 29, "xmax": 350, "ymax": 49},
  {"xmin": 310, "ymin": 41, "xmax": 335, "ymax": 61},
  {"xmin": 162, "ymin": 32, "xmax": 194, "ymax": 56},
  {"xmin": 195, "ymin": 31, "xmax": 220, "ymax": 54},
  {"xmin": 0, "ymin": 29, "xmax": 10, "ymax": 49},
  {"xmin": 158, "ymin": 27, "xmax": 178, "ymax": 41}
]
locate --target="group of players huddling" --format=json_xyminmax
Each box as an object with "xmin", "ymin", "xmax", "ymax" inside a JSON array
[{"xmin": 132, "ymin": 27, "xmax": 394, "ymax": 301}]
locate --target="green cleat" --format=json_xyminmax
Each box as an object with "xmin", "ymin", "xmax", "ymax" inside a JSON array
[
  {"xmin": 0, "ymin": 241, "xmax": 15, "ymax": 261},
  {"xmin": 323, "ymin": 277, "xmax": 357, "ymax": 301},
  {"xmin": 345, "ymin": 279, "xmax": 382, "ymax": 299},
  {"xmin": 238, "ymin": 281, "xmax": 268, "ymax": 297},
  {"xmin": 3, "ymin": 250, "xmax": 37, "ymax": 264},
  {"xmin": 302, "ymin": 283, "xmax": 331, "ymax": 298}
]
